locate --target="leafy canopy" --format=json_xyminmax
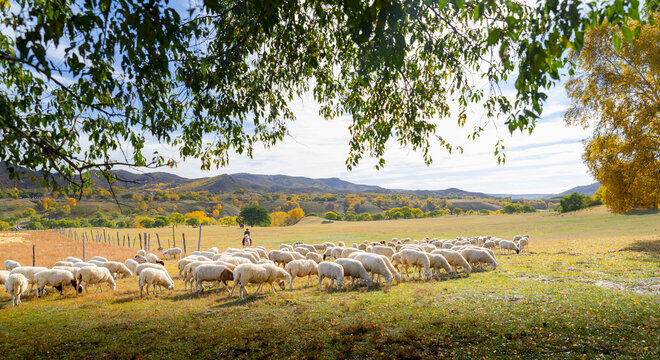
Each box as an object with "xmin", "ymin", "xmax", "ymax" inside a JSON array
[
  {"xmin": 239, "ymin": 205, "xmax": 271, "ymax": 227},
  {"xmin": 0, "ymin": 0, "xmax": 648, "ymax": 194},
  {"xmin": 565, "ymin": 14, "xmax": 659, "ymax": 213}
]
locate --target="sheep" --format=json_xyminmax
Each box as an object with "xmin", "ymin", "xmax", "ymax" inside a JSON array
[
  {"xmin": 72, "ymin": 262, "xmax": 97, "ymax": 268},
  {"xmin": 137, "ymin": 249, "xmax": 147, "ymax": 257},
  {"xmin": 296, "ymin": 244, "xmax": 317, "ymax": 253},
  {"xmin": 513, "ymin": 235, "xmax": 523, "ymax": 242},
  {"xmin": 268, "ymin": 250, "xmax": 297, "ymax": 267},
  {"xmin": 421, "ymin": 244, "xmax": 437, "ymax": 253},
  {"xmin": 352, "ymin": 243, "xmax": 358, "ymax": 249},
  {"xmin": 322, "ymin": 242, "xmax": 335, "ymax": 248},
  {"xmin": 194, "ymin": 264, "xmax": 233, "ymax": 293},
  {"xmin": 90, "ymin": 256, "xmax": 108, "ymax": 263},
  {"xmin": 483, "ymin": 240, "xmax": 496, "ymax": 249},
  {"xmin": 101, "ymin": 261, "xmax": 134, "ymax": 279},
  {"xmin": 34, "ymin": 269, "xmax": 79, "ymax": 297},
  {"xmin": 337, "ymin": 241, "xmax": 345, "ymax": 247},
  {"xmin": 134, "ymin": 254, "xmax": 148, "ymax": 264},
  {"xmin": 285, "ymin": 259, "xmax": 319, "ymax": 289},
  {"xmin": 65, "ymin": 257, "xmax": 82, "ymax": 264},
  {"xmin": 163, "ymin": 248, "xmax": 183, "ymax": 260},
  {"xmin": 253, "ymin": 247, "xmax": 268, "ymax": 259},
  {"xmin": 146, "ymin": 253, "xmax": 165, "ymax": 265},
  {"xmin": 51, "ymin": 266, "xmax": 78, "ymax": 277},
  {"xmin": 191, "ymin": 251, "xmax": 216, "ymax": 259},
  {"xmin": 125, "ymin": 259, "xmax": 139, "ymax": 275},
  {"xmin": 427, "ymin": 253, "xmax": 455, "ymax": 279},
  {"xmin": 460, "ymin": 249, "xmax": 497, "ymax": 270},
  {"xmin": 5, "ymin": 273, "xmax": 29, "ymax": 307},
  {"xmin": 4, "ymin": 260, "xmax": 21, "ymax": 271},
  {"xmin": 499, "ymin": 240, "xmax": 520, "ymax": 254},
  {"xmin": 208, "ymin": 247, "xmax": 219, "ymax": 254},
  {"xmin": 341, "ymin": 248, "xmax": 362, "ymax": 258},
  {"xmin": 396, "ymin": 249, "xmax": 432, "ymax": 280},
  {"xmin": 135, "ymin": 263, "xmax": 172, "ymax": 282},
  {"xmin": 139, "ymin": 268, "xmax": 174, "ymax": 297},
  {"xmin": 9, "ymin": 266, "xmax": 48, "ymax": 293},
  {"xmin": 368, "ymin": 245, "xmax": 395, "ymax": 258},
  {"xmin": 317, "ymin": 262, "xmax": 344, "ymax": 291},
  {"xmin": 257, "ymin": 259, "xmax": 274, "ymax": 265},
  {"xmin": 518, "ymin": 238, "xmax": 529, "ymax": 253},
  {"xmin": 350, "ymin": 253, "xmax": 393, "ymax": 287},
  {"xmin": 177, "ymin": 257, "xmax": 209, "ymax": 278},
  {"xmin": 357, "ymin": 243, "xmax": 368, "ymax": 251},
  {"xmin": 312, "ymin": 244, "xmax": 327, "ymax": 252},
  {"xmin": 294, "ymin": 247, "xmax": 310, "ymax": 256},
  {"xmin": 305, "ymin": 252, "xmax": 323, "ymax": 264},
  {"xmin": 214, "ymin": 257, "xmax": 251, "ymax": 267},
  {"xmin": 53, "ymin": 261, "xmax": 74, "ymax": 267},
  {"xmin": 215, "ymin": 260, "xmax": 238, "ymax": 270},
  {"xmin": 76, "ymin": 267, "xmax": 116, "ymax": 295},
  {"xmin": 230, "ymin": 263, "xmax": 291, "ymax": 299},
  {"xmin": 279, "ymin": 244, "xmax": 294, "ymax": 251},
  {"xmin": 430, "ymin": 249, "xmax": 472, "ymax": 275},
  {"xmin": 334, "ymin": 258, "xmax": 372, "ymax": 288},
  {"xmin": 376, "ymin": 255, "xmax": 401, "ymax": 284},
  {"xmin": 229, "ymin": 252, "xmax": 260, "ymax": 264},
  {"xmin": 0, "ymin": 270, "xmax": 9, "ymax": 285},
  {"xmin": 88, "ymin": 260, "xmax": 106, "ymax": 267},
  {"xmin": 182, "ymin": 261, "xmax": 210, "ymax": 291}
]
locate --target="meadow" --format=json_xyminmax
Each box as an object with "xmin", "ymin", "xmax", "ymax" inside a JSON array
[{"xmin": 0, "ymin": 206, "xmax": 658, "ymax": 359}]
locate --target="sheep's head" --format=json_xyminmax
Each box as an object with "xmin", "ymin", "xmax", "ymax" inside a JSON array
[
  {"xmin": 156, "ymin": 259, "xmax": 165, "ymax": 265},
  {"xmin": 277, "ymin": 279, "xmax": 287, "ymax": 290},
  {"xmin": 109, "ymin": 282, "xmax": 117, "ymax": 290},
  {"xmin": 423, "ymin": 270, "xmax": 432, "ymax": 280},
  {"xmin": 364, "ymin": 278, "xmax": 373, "ymax": 288},
  {"xmin": 515, "ymin": 249, "xmax": 520, "ymax": 254},
  {"xmin": 167, "ymin": 282, "xmax": 174, "ymax": 290},
  {"xmin": 70, "ymin": 279, "xmax": 79, "ymax": 291}
]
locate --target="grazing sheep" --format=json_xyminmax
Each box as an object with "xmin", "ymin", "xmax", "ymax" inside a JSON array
[
  {"xmin": 322, "ymin": 242, "xmax": 335, "ymax": 248},
  {"xmin": 34, "ymin": 269, "xmax": 79, "ymax": 297},
  {"xmin": 191, "ymin": 251, "xmax": 216, "ymax": 259},
  {"xmin": 483, "ymin": 240, "xmax": 496, "ymax": 249},
  {"xmin": 214, "ymin": 257, "xmax": 251, "ymax": 267},
  {"xmin": 88, "ymin": 260, "xmax": 106, "ymax": 267},
  {"xmin": 376, "ymin": 255, "xmax": 401, "ymax": 284},
  {"xmin": 51, "ymin": 266, "xmax": 78, "ymax": 277},
  {"xmin": 334, "ymin": 258, "xmax": 372, "ymax": 288},
  {"xmin": 294, "ymin": 247, "xmax": 310, "ymax": 256},
  {"xmin": 341, "ymin": 248, "xmax": 362, "ymax": 258},
  {"xmin": 430, "ymin": 249, "xmax": 472, "ymax": 275},
  {"xmin": 368, "ymin": 245, "xmax": 395, "ymax": 258},
  {"xmin": 337, "ymin": 241, "xmax": 345, "ymax": 247},
  {"xmin": 176, "ymin": 258, "xmax": 206, "ymax": 278},
  {"xmin": 4, "ymin": 260, "xmax": 21, "ymax": 271},
  {"xmin": 0, "ymin": 270, "xmax": 9, "ymax": 285},
  {"xmin": 312, "ymin": 244, "xmax": 327, "ymax": 252},
  {"xmin": 125, "ymin": 259, "xmax": 139, "ymax": 275},
  {"xmin": 395, "ymin": 250, "xmax": 432, "ymax": 280},
  {"xmin": 460, "ymin": 249, "xmax": 497, "ymax": 270},
  {"xmin": 513, "ymin": 235, "xmax": 523, "ymax": 242},
  {"xmin": 139, "ymin": 268, "xmax": 174, "ymax": 297},
  {"xmin": 53, "ymin": 261, "xmax": 74, "ymax": 267},
  {"xmin": 427, "ymin": 254, "xmax": 455, "ymax": 279},
  {"xmin": 9, "ymin": 266, "xmax": 48, "ymax": 293},
  {"xmin": 257, "ymin": 259, "xmax": 274, "ymax": 265},
  {"xmin": 163, "ymin": 248, "xmax": 183, "ymax": 260},
  {"xmin": 136, "ymin": 249, "xmax": 147, "ymax": 257},
  {"xmin": 90, "ymin": 256, "xmax": 108, "ymax": 263},
  {"xmin": 208, "ymin": 247, "xmax": 219, "ymax": 254},
  {"xmin": 5, "ymin": 273, "xmax": 29, "ymax": 307},
  {"xmin": 518, "ymin": 238, "xmax": 529, "ymax": 253},
  {"xmin": 279, "ymin": 244, "xmax": 294, "ymax": 251},
  {"xmin": 230, "ymin": 252, "xmax": 260, "ymax": 264},
  {"xmin": 351, "ymin": 253, "xmax": 393, "ymax": 287},
  {"xmin": 182, "ymin": 261, "xmax": 210, "ymax": 291},
  {"xmin": 194, "ymin": 264, "xmax": 233, "ymax": 293},
  {"xmin": 76, "ymin": 267, "xmax": 116, "ymax": 295},
  {"xmin": 64, "ymin": 257, "xmax": 82, "ymax": 264},
  {"xmin": 421, "ymin": 244, "xmax": 437, "ymax": 253},
  {"xmin": 499, "ymin": 240, "xmax": 520, "ymax": 254},
  {"xmin": 146, "ymin": 253, "xmax": 165, "ymax": 265},
  {"xmin": 101, "ymin": 261, "xmax": 133, "ymax": 279},
  {"xmin": 230, "ymin": 263, "xmax": 291, "ymax": 299},
  {"xmin": 268, "ymin": 250, "xmax": 297, "ymax": 267},
  {"xmin": 72, "ymin": 262, "xmax": 97, "ymax": 268},
  {"xmin": 357, "ymin": 243, "xmax": 368, "ymax": 251},
  {"xmin": 296, "ymin": 244, "xmax": 317, "ymax": 253},
  {"xmin": 317, "ymin": 262, "xmax": 344, "ymax": 291},
  {"xmin": 285, "ymin": 259, "xmax": 319, "ymax": 289},
  {"xmin": 133, "ymin": 254, "xmax": 148, "ymax": 264},
  {"xmin": 305, "ymin": 252, "xmax": 323, "ymax": 264}
]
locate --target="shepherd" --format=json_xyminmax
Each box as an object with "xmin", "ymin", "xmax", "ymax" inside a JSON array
[{"xmin": 242, "ymin": 228, "xmax": 251, "ymax": 248}]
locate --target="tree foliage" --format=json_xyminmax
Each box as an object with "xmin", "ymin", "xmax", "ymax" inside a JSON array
[
  {"xmin": 565, "ymin": 15, "xmax": 660, "ymax": 213},
  {"xmin": 558, "ymin": 192, "xmax": 592, "ymax": 213},
  {"xmin": 0, "ymin": 0, "xmax": 645, "ymax": 194},
  {"xmin": 240, "ymin": 205, "xmax": 271, "ymax": 227}
]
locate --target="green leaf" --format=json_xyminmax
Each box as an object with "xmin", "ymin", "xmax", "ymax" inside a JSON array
[{"xmin": 621, "ymin": 26, "xmax": 633, "ymax": 42}]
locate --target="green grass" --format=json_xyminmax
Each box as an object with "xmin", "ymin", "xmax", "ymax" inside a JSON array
[{"xmin": 1, "ymin": 206, "xmax": 659, "ymax": 359}]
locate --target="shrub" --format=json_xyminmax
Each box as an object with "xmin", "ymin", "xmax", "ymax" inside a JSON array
[
  {"xmin": 324, "ymin": 211, "xmax": 338, "ymax": 220},
  {"xmin": 239, "ymin": 205, "xmax": 271, "ymax": 226}
]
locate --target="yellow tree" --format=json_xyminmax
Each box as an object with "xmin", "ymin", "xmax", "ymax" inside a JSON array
[
  {"xmin": 66, "ymin": 197, "xmax": 77, "ymax": 208},
  {"xmin": 287, "ymin": 208, "xmax": 305, "ymax": 224},
  {"xmin": 270, "ymin": 211, "xmax": 289, "ymax": 227},
  {"xmin": 565, "ymin": 16, "xmax": 660, "ymax": 213}
]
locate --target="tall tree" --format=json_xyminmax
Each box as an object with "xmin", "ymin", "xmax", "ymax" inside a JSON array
[
  {"xmin": 239, "ymin": 205, "xmax": 271, "ymax": 227},
  {"xmin": 0, "ymin": 0, "xmax": 647, "ymax": 194},
  {"xmin": 564, "ymin": 13, "xmax": 659, "ymax": 213}
]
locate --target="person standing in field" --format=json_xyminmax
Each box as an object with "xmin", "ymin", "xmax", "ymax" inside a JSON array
[{"xmin": 242, "ymin": 228, "xmax": 251, "ymax": 248}]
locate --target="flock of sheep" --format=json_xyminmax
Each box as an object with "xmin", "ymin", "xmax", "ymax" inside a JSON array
[{"xmin": 1, "ymin": 234, "xmax": 530, "ymax": 307}]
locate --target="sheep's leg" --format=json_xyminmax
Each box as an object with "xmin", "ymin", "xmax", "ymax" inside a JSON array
[
  {"xmin": 318, "ymin": 275, "xmax": 324, "ymax": 290},
  {"xmin": 229, "ymin": 282, "xmax": 238, "ymax": 297},
  {"xmin": 270, "ymin": 283, "xmax": 277, "ymax": 295},
  {"xmin": 85, "ymin": 284, "xmax": 90, "ymax": 294}
]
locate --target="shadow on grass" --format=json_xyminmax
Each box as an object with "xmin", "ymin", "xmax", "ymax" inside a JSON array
[
  {"xmin": 625, "ymin": 208, "xmax": 659, "ymax": 215},
  {"xmin": 212, "ymin": 296, "xmax": 262, "ymax": 308},
  {"xmin": 619, "ymin": 239, "xmax": 660, "ymax": 262}
]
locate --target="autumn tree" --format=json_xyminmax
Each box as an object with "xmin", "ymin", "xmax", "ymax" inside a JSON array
[
  {"xmin": 270, "ymin": 212, "xmax": 289, "ymax": 227},
  {"xmin": 565, "ymin": 14, "xmax": 660, "ymax": 213},
  {"xmin": 287, "ymin": 208, "xmax": 305, "ymax": 224}
]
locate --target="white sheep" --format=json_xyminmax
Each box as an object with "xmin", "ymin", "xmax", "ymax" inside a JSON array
[
  {"xmin": 64, "ymin": 257, "xmax": 82, "ymax": 263},
  {"xmin": 294, "ymin": 247, "xmax": 310, "ymax": 256},
  {"xmin": 305, "ymin": 252, "xmax": 323, "ymax": 264},
  {"xmin": 101, "ymin": 261, "xmax": 134, "ymax": 279},
  {"xmin": 0, "ymin": 270, "xmax": 9, "ymax": 285},
  {"xmin": 334, "ymin": 258, "xmax": 373, "ymax": 288},
  {"xmin": 181, "ymin": 262, "xmax": 209, "ymax": 291},
  {"xmin": 72, "ymin": 262, "xmax": 97, "ymax": 269},
  {"xmin": 254, "ymin": 247, "xmax": 268, "ymax": 259},
  {"xmin": 76, "ymin": 267, "xmax": 116, "ymax": 295},
  {"xmin": 53, "ymin": 261, "xmax": 74, "ymax": 267},
  {"xmin": 317, "ymin": 262, "xmax": 344, "ymax": 291},
  {"xmin": 176, "ymin": 257, "xmax": 207, "ymax": 278},
  {"xmin": 133, "ymin": 254, "xmax": 148, "ymax": 264},
  {"xmin": 430, "ymin": 249, "xmax": 472, "ymax": 275},
  {"xmin": 499, "ymin": 240, "xmax": 520, "ymax": 254},
  {"xmin": 368, "ymin": 245, "xmax": 395, "ymax": 258},
  {"xmin": 350, "ymin": 253, "xmax": 393, "ymax": 287},
  {"xmin": 139, "ymin": 268, "xmax": 174, "ymax": 296},
  {"xmin": 483, "ymin": 240, "xmax": 496, "ymax": 249},
  {"xmin": 376, "ymin": 255, "xmax": 401, "ymax": 284},
  {"xmin": 5, "ymin": 273, "xmax": 29, "ymax": 307},
  {"xmin": 427, "ymin": 253, "xmax": 455, "ymax": 278},
  {"xmin": 34, "ymin": 269, "xmax": 79, "ymax": 297},
  {"xmin": 9, "ymin": 266, "xmax": 48, "ymax": 293},
  {"xmin": 146, "ymin": 253, "xmax": 165, "ymax": 265},
  {"xmin": 230, "ymin": 263, "xmax": 291, "ymax": 299},
  {"xmin": 215, "ymin": 256, "xmax": 251, "ymax": 266},
  {"xmin": 279, "ymin": 244, "xmax": 294, "ymax": 251},
  {"xmin": 395, "ymin": 249, "xmax": 432, "ymax": 280},
  {"xmin": 337, "ymin": 241, "xmax": 345, "ymax": 247},
  {"xmin": 163, "ymin": 248, "xmax": 183, "ymax": 260},
  {"xmin": 136, "ymin": 249, "xmax": 147, "ymax": 257},
  {"xmin": 4, "ymin": 259, "xmax": 21, "ymax": 271},
  {"xmin": 90, "ymin": 256, "xmax": 108, "ymax": 262},
  {"xmin": 125, "ymin": 259, "xmax": 139, "ymax": 275},
  {"xmin": 518, "ymin": 238, "xmax": 529, "ymax": 253},
  {"xmin": 341, "ymin": 248, "xmax": 362, "ymax": 258},
  {"xmin": 193, "ymin": 264, "xmax": 233, "ymax": 293},
  {"xmin": 460, "ymin": 249, "xmax": 497, "ymax": 270},
  {"xmin": 268, "ymin": 250, "xmax": 297, "ymax": 267},
  {"xmin": 88, "ymin": 260, "xmax": 106, "ymax": 267},
  {"xmin": 285, "ymin": 259, "xmax": 319, "ymax": 289},
  {"xmin": 208, "ymin": 247, "xmax": 219, "ymax": 254}
]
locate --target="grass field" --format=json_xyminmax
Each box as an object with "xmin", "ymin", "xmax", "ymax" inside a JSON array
[{"xmin": 0, "ymin": 206, "xmax": 658, "ymax": 359}]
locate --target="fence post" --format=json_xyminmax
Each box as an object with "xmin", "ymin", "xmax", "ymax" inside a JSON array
[
  {"xmin": 139, "ymin": 233, "xmax": 143, "ymax": 249},
  {"xmin": 32, "ymin": 244, "xmax": 35, "ymax": 266},
  {"xmin": 172, "ymin": 226, "xmax": 175, "ymax": 247},
  {"xmin": 197, "ymin": 225, "xmax": 202, "ymax": 252},
  {"xmin": 103, "ymin": 228, "xmax": 107, "ymax": 244},
  {"xmin": 156, "ymin": 233, "xmax": 162, "ymax": 250},
  {"xmin": 116, "ymin": 232, "xmax": 120, "ymax": 246},
  {"xmin": 148, "ymin": 234, "xmax": 151, "ymax": 250},
  {"xmin": 182, "ymin": 233, "xmax": 186, "ymax": 254},
  {"xmin": 82, "ymin": 238, "xmax": 86, "ymax": 262}
]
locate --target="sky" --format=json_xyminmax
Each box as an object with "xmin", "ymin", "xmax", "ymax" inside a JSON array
[{"xmin": 135, "ymin": 82, "xmax": 596, "ymax": 195}]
